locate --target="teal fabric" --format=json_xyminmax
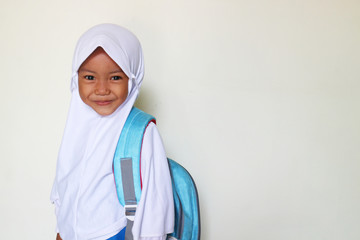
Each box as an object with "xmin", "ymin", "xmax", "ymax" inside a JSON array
[
  {"xmin": 167, "ymin": 159, "xmax": 201, "ymax": 240},
  {"xmin": 113, "ymin": 107, "xmax": 155, "ymax": 205},
  {"xmin": 113, "ymin": 107, "xmax": 201, "ymax": 240}
]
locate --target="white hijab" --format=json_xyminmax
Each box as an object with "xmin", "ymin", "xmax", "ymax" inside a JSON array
[{"xmin": 51, "ymin": 24, "xmax": 155, "ymax": 240}]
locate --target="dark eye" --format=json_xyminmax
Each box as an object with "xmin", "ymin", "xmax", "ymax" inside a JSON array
[
  {"xmin": 85, "ymin": 75, "xmax": 95, "ymax": 80},
  {"xmin": 111, "ymin": 76, "xmax": 122, "ymax": 80}
]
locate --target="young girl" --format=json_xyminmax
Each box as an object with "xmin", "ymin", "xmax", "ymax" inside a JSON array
[{"xmin": 50, "ymin": 24, "xmax": 174, "ymax": 240}]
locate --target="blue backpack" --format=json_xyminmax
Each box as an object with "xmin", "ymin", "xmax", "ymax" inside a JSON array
[{"xmin": 113, "ymin": 107, "xmax": 201, "ymax": 240}]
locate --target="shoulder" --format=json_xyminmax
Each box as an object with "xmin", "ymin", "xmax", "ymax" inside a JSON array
[
  {"xmin": 140, "ymin": 119, "xmax": 168, "ymax": 173},
  {"xmin": 143, "ymin": 122, "xmax": 163, "ymax": 145},
  {"xmin": 144, "ymin": 121, "xmax": 158, "ymax": 134}
]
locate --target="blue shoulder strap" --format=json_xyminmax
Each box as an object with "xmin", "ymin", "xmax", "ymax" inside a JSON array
[
  {"xmin": 113, "ymin": 107, "xmax": 155, "ymax": 239},
  {"xmin": 113, "ymin": 107, "xmax": 201, "ymax": 240},
  {"xmin": 113, "ymin": 107, "xmax": 155, "ymax": 207}
]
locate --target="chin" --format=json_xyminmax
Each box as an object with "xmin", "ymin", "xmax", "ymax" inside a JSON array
[
  {"xmin": 97, "ymin": 110, "xmax": 115, "ymax": 116},
  {"xmin": 92, "ymin": 107, "xmax": 116, "ymax": 116}
]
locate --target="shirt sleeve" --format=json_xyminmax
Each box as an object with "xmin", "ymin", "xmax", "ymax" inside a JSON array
[
  {"xmin": 132, "ymin": 122, "xmax": 174, "ymax": 240},
  {"xmin": 50, "ymin": 180, "xmax": 60, "ymax": 233}
]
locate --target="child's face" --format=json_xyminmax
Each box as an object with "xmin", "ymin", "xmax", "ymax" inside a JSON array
[{"xmin": 78, "ymin": 48, "xmax": 129, "ymax": 116}]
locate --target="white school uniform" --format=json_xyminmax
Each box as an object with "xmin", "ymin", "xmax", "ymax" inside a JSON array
[{"xmin": 50, "ymin": 24, "xmax": 174, "ymax": 240}]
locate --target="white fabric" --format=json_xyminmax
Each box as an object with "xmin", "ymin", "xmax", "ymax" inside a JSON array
[
  {"xmin": 136, "ymin": 123, "xmax": 175, "ymax": 239},
  {"xmin": 50, "ymin": 23, "xmax": 174, "ymax": 240}
]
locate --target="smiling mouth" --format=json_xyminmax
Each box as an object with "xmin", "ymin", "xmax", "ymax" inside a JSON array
[{"xmin": 94, "ymin": 100, "xmax": 113, "ymax": 106}]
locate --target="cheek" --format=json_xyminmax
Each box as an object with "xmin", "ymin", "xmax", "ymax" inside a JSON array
[
  {"xmin": 78, "ymin": 83, "xmax": 92, "ymax": 102},
  {"xmin": 78, "ymin": 85, "xmax": 85, "ymax": 99},
  {"xmin": 116, "ymin": 81, "xmax": 129, "ymax": 100},
  {"xmin": 118, "ymin": 86, "xmax": 128, "ymax": 103}
]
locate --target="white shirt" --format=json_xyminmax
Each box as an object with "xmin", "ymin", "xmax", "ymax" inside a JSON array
[
  {"xmin": 52, "ymin": 122, "xmax": 174, "ymax": 240},
  {"xmin": 50, "ymin": 23, "xmax": 174, "ymax": 240}
]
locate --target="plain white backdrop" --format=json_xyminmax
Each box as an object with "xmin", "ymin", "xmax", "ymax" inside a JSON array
[{"xmin": 1, "ymin": 0, "xmax": 359, "ymax": 239}]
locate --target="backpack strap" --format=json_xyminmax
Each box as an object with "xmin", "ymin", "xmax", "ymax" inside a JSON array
[
  {"xmin": 113, "ymin": 107, "xmax": 156, "ymax": 239},
  {"xmin": 114, "ymin": 107, "xmax": 201, "ymax": 240}
]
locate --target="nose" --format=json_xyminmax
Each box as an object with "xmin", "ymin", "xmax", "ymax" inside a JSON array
[{"xmin": 94, "ymin": 80, "xmax": 110, "ymax": 95}]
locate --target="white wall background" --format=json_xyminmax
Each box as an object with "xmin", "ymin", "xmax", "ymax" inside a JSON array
[{"xmin": 0, "ymin": 0, "xmax": 359, "ymax": 239}]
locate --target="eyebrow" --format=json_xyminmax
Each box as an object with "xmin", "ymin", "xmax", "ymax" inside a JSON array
[
  {"xmin": 109, "ymin": 70, "xmax": 124, "ymax": 74},
  {"xmin": 78, "ymin": 68, "xmax": 96, "ymax": 73}
]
